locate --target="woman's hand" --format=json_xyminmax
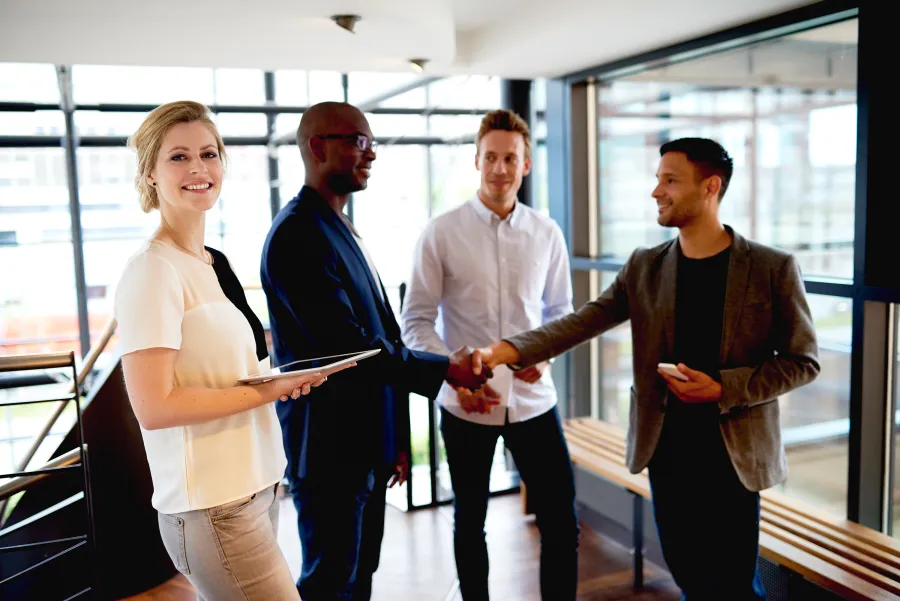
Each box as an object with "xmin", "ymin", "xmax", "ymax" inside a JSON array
[{"xmin": 268, "ymin": 361, "xmax": 357, "ymax": 401}]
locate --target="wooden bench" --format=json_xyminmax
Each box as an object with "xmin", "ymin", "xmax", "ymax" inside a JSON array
[{"xmin": 525, "ymin": 417, "xmax": 900, "ymax": 600}]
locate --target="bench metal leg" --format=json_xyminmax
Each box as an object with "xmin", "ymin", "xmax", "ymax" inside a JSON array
[{"xmin": 631, "ymin": 491, "xmax": 644, "ymax": 589}]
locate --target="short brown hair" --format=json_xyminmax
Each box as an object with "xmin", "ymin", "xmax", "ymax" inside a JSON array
[
  {"xmin": 476, "ymin": 109, "xmax": 531, "ymax": 159},
  {"xmin": 127, "ymin": 101, "xmax": 227, "ymax": 213}
]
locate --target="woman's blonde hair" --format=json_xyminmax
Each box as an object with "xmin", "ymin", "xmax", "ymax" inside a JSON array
[{"xmin": 127, "ymin": 101, "xmax": 227, "ymax": 213}]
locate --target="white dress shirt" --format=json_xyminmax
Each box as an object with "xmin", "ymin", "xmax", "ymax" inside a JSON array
[{"xmin": 401, "ymin": 197, "xmax": 574, "ymax": 425}]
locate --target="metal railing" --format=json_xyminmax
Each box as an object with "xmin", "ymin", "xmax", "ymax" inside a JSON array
[
  {"xmin": 0, "ymin": 350, "xmax": 96, "ymax": 598},
  {"xmin": 0, "ymin": 317, "xmax": 116, "ymax": 524}
]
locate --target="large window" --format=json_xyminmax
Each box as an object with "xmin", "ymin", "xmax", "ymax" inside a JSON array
[
  {"xmin": 584, "ymin": 17, "xmax": 859, "ymax": 518},
  {"xmin": 1, "ymin": 63, "xmax": 545, "ymax": 511},
  {"xmin": 595, "ymin": 21, "xmax": 857, "ymax": 280}
]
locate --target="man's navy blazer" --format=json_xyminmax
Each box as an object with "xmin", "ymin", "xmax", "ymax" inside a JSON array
[{"xmin": 261, "ymin": 186, "xmax": 449, "ymax": 480}]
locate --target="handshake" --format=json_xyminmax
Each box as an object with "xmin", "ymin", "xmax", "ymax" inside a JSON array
[{"xmin": 445, "ymin": 342, "xmax": 544, "ymax": 415}]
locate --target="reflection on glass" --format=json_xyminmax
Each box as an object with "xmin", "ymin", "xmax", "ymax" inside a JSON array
[{"xmin": 595, "ymin": 19, "xmax": 858, "ymax": 280}]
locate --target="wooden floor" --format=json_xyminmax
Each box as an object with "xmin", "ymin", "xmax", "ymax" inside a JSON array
[{"xmin": 119, "ymin": 493, "xmax": 681, "ymax": 601}]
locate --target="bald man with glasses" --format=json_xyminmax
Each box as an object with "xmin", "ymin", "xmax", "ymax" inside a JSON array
[{"xmin": 261, "ymin": 102, "xmax": 488, "ymax": 601}]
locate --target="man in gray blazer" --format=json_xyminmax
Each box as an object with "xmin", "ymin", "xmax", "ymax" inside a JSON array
[{"xmin": 471, "ymin": 137, "xmax": 820, "ymax": 600}]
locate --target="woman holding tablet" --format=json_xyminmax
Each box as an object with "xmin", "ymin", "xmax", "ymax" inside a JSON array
[{"xmin": 115, "ymin": 101, "xmax": 351, "ymax": 600}]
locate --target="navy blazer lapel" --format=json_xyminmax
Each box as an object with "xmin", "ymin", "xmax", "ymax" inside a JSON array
[{"xmin": 301, "ymin": 188, "xmax": 394, "ymax": 319}]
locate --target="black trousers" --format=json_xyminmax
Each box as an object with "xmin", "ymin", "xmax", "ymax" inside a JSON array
[
  {"xmin": 648, "ymin": 404, "xmax": 766, "ymax": 601},
  {"xmin": 440, "ymin": 406, "xmax": 580, "ymax": 601},
  {"xmin": 290, "ymin": 465, "xmax": 391, "ymax": 601}
]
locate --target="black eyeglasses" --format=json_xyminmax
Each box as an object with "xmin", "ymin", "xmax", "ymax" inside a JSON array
[{"xmin": 316, "ymin": 134, "xmax": 378, "ymax": 152}]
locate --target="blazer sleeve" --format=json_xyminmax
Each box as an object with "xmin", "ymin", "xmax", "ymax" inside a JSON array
[
  {"xmin": 718, "ymin": 254, "xmax": 821, "ymax": 413},
  {"xmin": 262, "ymin": 215, "xmax": 449, "ymax": 400},
  {"xmin": 504, "ymin": 249, "xmax": 634, "ymax": 367}
]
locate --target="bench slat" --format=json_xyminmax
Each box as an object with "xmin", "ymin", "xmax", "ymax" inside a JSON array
[
  {"xmin": 760, "ymin": 501, "xmax": 900, "ymax": 573},
  {"xmin": 762, "ymin": 490, "xmax": 900, "ymax": 558},
  {"xmin": 759, "ymin": 531, "xmax": 900, "ymax": 601},
  {"xmin": 763, "ymin": 511, "xmax": 900, "ymax": 585}
]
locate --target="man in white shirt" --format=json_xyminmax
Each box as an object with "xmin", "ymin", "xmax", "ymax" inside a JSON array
[{"xmin": 401, "ymin": 109, "xmax": 578, "ymax": 600}]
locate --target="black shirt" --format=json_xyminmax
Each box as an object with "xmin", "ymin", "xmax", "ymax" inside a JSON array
[
  {"xmin": 655, "ymin": 242, "xmax": 734, "ymax": 470},
  {"xmin": 673, "ymin": 243, "xmax": 732, "ymax": 377}
]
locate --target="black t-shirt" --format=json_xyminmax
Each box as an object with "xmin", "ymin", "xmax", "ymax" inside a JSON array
[
  {"xmin": 661, "ymin": 242, "xmax": 732, "ymax": 437},
  {"xmin": 673, "ymin": 243, "xmax": 732, "ymax": 377}
]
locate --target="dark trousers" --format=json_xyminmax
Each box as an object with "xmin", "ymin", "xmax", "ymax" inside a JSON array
[
  {"xmin": 648, "ymin": 404, "xmax": 766, "ymax": 601},
  {"xmin": 440, "ymin": 406, "xmax": 580, "ymax": 601},
  {"xmin": 290, "ymin": 466, "xmax": 391, "ymax": 601}
]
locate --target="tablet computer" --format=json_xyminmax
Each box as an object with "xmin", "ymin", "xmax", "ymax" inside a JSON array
[{"xmin": 238, "ymin": 349, "xmax": 381, "ymax": 385}]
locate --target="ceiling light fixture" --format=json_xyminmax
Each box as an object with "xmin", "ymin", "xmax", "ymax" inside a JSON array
[
  {"xmin": 409, "ymin": 58, "xmax": 429, "ymax": 73},
  {"xmin": 331, "ymin": 14, "xmax": 361, "ymax": 34}
]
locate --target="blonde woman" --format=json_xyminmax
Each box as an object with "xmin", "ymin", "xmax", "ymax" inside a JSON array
[{"xmin": 115, "ymin": 101, "xmax": 350, "ymax": 600}]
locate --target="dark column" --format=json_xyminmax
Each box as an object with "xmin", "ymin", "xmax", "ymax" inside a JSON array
[{"xmin": 501, "ymin": 79, "xmax": 534, "ymax": 207}]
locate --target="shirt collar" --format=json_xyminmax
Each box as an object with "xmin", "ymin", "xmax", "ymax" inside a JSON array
[{"xmin": 469, "ymin": 195, "xmax": 520, "ymax": 228}]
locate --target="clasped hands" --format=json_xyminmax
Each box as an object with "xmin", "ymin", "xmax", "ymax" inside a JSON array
[{"xmin": 446, "ymin": 342, "xmax": 546, "ymax": 415}]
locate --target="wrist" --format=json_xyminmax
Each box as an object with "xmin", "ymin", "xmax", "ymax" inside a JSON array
[{"xmin": 493, "ymin": 341, "xmax": 520, "ymax": 365}]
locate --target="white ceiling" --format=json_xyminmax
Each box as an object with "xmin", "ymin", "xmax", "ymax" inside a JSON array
[{"xmin": 0, "ymin": 0, "xmax": 831, "ymax": 78}]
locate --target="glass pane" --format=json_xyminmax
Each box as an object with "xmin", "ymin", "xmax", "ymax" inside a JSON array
[
  {"xmin": 274, "ymin": 71, "xmax": 309, "ymax": 105},
  {"xmin": 428, "ymin": 115, "xmax": 481, "ymax": 140},
  {"xmin": 274, "ymin": 114, "xmax": 302, "ymax": 141},
  {"xmin": 73, "ymin": 66, "xmax": 216, "ymax": 105},
  {"xmin": 348, "ymin": 72, "xmax": 426, "ymax": 109},
  {"xmin": 308, "ymin": 72, "xmax": 344, "ymax": 105},
  {"xmin": 204, "ymin": 146, "xmax": 272, "ymax": 324},
  {"xmin": 534, "ymin": 78, "xmax": 548, "ymax": 113},
  {"xmin": 209, "ymin": 69, "xmax": 264, "ymax": 105},
  {"xmin": 0, "ymin": 63, "xmax": 59, "ymax": 103},
  {"xmin": 78, "ymin": 147, "xmax": 155, "ymax": 368},
  {"xmin": 533, "ymin": 142, "xmax": 548, "ymax": 216},
  {"xmin": 595, "ymin": 19, "xmax": 858, "ymax": 280},
  {"xmin": 429, "ymin": 144, "xmax": 478, "ymax": 217},
  {"xmin": 75, "ymin": 111, "xmax": 148, "ymax": 137},
  {"xmin": 893, "ymin": 308, "xmax": 900, "ymax": 537},
  {"xmin": 595, "ymin": 272, "xmax": 633, "ymax": 426},
  {"xmin": 0, "ymin": 111, "xmax": 65, "ymax": 136},
  {"xmin": 213, "ymin": 113, "xmax": 267, "ymax": 137},
  {"xmin": 352, "ymin": 145, "xmax": 429, "ymax": 296},
  {"xmin": 428, "ymin": 76, "xmax": 500, "ymax": 109},
  {"xmin": 0, "ymin": 148, "xmax": 79, "ymax": 356},
  {"xmin": 776, "ymin": 293, "xmax": 851, "ymax": 517},
  {"xmin": 277, "ymin": 145, "xmax": 305, "ymax": 208},
  {"xmin": 409, "ymin": 394, "xmax": 433, "ymax": 507},
  {"xmin": 366, "ymin": 113, "xmax": 428, "ymax": 139}
]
